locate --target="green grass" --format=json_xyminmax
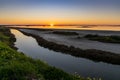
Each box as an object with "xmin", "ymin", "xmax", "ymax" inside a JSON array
[
  {"xmin": 0, "ymin": 27, "xmax": 16, "ymax": 49},
  {"xmin": 0, "ymin": 32, "xmax": 9, "ymax": 44}
]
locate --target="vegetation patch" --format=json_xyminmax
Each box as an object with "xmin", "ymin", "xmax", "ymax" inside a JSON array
[
  {"xmin": 84, "ymin": 34, "xmax": 120, "ymax": 43},
  {"xmin": 0, "ymin": 27, "xmax": 16, "ymax": 49}
]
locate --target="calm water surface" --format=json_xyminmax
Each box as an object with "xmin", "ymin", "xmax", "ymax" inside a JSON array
[{"xmin": 11, "ymin": 29, "xmax": 120, "ymax": 80}]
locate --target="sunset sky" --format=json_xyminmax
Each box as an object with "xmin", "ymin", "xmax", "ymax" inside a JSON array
[{"xmin": 0, "ymin": 0, "xmax": 120, "ymax": 25}]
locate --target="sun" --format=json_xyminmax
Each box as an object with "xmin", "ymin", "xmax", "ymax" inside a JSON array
[{"xmin": 50, "ymin": 23, "xmax": 54, "ymax": 27}]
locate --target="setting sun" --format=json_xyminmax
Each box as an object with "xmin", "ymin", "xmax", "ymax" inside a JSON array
[{"xmin": 50, "ymin": 23, "xmax": 54, "ymax": 27}]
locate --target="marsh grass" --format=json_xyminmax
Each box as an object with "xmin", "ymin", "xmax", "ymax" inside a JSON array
[{"xmin": 85, "ymin": 34, "xmax": 120, "ymax": 43}]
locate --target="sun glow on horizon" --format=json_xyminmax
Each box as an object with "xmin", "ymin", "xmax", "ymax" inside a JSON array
[{"xmin": 50, "ymin": 23, "xmax": 54, "ymax": 27}]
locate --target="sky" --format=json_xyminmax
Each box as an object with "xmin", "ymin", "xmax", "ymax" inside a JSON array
[{"xmin": 0, "ymin": 0, "xmax": 120, "ymax": 25}]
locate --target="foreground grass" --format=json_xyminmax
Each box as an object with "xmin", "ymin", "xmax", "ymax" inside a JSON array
[
  {"xmin": 84, "ymin": 34, "xmax": 120, "ymax": 43},
  {"xmin": 0, "ymin": 27, "xmax": 98, "ymax": 80}
]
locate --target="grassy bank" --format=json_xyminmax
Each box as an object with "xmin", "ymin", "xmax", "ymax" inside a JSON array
[
  {"xmin": 0, "ymin": 27, "xmax": 16, "ymax": 49},
  {"xmin": 20, "ymin": 30, "xmax": 120, "ymax": 65},
  {"xmin": 84, "ymin": 34, "xmax": 120, "ymax": 43},
  {"xmin": 0, "ymin": 27, "xmax": 97, "ymax": 80}
]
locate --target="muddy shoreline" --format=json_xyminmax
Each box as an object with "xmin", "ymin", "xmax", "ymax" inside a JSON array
[{"xmin": 19, "ymin": 29, "xmax": 120, "ymax": 65}]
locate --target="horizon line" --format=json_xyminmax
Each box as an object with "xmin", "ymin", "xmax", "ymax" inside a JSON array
[{"xmin": 0, "ymin": 24, "xmax": 120, "ymax": 26}]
